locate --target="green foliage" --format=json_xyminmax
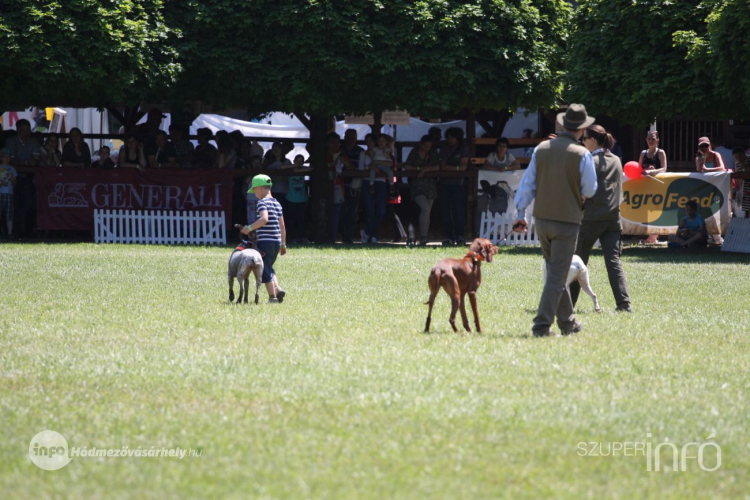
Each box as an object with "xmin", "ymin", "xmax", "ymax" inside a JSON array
[
  {"xmin": 566, "ymin": 0, "xmax": 721, "ymax": 126},
  {"xmin": 166, "ymin": 0, "xmax": 572, "ymax": 116},
  {"xmin": 700, "ymin": 0, "xmax": 750, "ymax": 116},
  {"xmin": 0, "ymin": 0, "xmax": 180, "ymax": 108}
]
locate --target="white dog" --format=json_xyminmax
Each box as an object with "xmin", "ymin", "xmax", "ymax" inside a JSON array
[{"xmin": 542, "ymin": 255, "xmax": 601, "ymax": 312}]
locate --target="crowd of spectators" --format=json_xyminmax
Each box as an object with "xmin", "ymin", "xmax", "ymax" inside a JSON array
[{"xmin": 1, "ymin": 109, "xmax": 749, "ymax": 243}]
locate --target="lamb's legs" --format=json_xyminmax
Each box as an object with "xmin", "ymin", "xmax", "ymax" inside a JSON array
[
  {"xmin": 236, "ymin": 274, "xmax": 245, "ymax": 304},
  {"xmin": 228, "ymin": 275, "xmax": 235, "ymax": 302},
  {"xmin": 253, "ymin": 266, "xmax": 262, "ymax": 305},
  {"xmin": 243, "ymin": 276, "xmax": 250, "ymax": 304}
]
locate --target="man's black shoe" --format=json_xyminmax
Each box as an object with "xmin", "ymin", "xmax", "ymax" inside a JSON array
[
  {"xmin": 561, "ymin": 321, "xmax": 582, "ymax": 336},
  {"xmin": 616, "ymin": 304, "xmax": 633, "ymax": 313},
  {"xmin": 533, "ymin": 329, "xmax": 559, "ymax": 338}
]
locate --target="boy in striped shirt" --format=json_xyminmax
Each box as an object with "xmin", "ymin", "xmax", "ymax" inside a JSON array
[{"xmin": 241, "ymin": 174, "xmax": 287, "ymax": 303}]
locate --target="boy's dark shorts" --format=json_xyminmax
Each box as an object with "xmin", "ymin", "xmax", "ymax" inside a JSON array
[{"xmin": 256, "ymin": 241, "xmax": 280, "ymax": 283}]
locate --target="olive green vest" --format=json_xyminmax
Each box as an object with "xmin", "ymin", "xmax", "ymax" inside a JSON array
[
  {"xmin": 583, "ymin": 151, "xmax": 622, "ymax": 222},
  {"xmin": 533, "ymin": 133, "xmax": 586, "ymax": 224}
]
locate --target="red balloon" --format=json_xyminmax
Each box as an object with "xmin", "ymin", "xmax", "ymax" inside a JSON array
[{"xmin": 623, "ymin": 161, "xmax": 642, "ymax": 179}]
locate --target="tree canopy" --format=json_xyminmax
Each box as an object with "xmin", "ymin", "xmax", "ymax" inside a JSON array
[
  {"xmin": 0, "ymin": 0, "xmax": 180, "ymax": 109},
  {"xmin": 565, "ymin": 0, "xmax": 719, "ymax": 126},
  {"xmin": 674, "ymin": 0, "xmax": 750, "ymax": 118},
  {"xmin": 1, "ymin": 0, "xmax": 572, "ymax": 117}
]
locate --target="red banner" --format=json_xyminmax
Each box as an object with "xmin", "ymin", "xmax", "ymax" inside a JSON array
[{"xmin": 36, "ymin": 167, "xmax": 234, "ymax": 230}]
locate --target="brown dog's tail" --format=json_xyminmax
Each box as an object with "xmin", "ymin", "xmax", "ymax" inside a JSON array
[{"xmin": 424, "ymin": 269, "xmax": 441, "ymax": 305}]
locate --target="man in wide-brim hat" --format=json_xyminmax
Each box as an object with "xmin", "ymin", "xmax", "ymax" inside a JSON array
[{"xmin": 513, "ymin": 104, "xmax": 599, "ymax": 337}]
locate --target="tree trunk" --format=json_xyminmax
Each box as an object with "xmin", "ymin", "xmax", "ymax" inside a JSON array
[{"xmin": 308, "ymin": 115, "xmax": 330, "ymax": 243}]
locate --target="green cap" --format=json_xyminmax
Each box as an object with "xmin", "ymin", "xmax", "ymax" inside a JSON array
[{"xmin": 249, "ymin": 174, "xmax": 273, "ymax": 192}]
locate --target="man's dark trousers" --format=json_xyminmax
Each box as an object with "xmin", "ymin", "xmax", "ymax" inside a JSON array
[
  {"xmin": 570, "ymin": 219, "xmax": 630, "ymax": 308},
  {"xmin": 533, "ymin": 218, "xmax": 580, "ymax": 334}
]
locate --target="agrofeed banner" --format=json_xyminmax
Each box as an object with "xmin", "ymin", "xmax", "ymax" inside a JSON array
[
  {"xmin": 621, "ymin": 172, "xmax": 730, "ymax": 236},
  {"xmin": 36, "ymin": 167, "xmax": 234, "ymax": 231}
]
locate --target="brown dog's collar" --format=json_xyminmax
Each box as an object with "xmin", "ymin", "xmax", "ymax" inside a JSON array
[{"xmin": 465, "ymin": 250, "xmax": 484, "ymax": 262}]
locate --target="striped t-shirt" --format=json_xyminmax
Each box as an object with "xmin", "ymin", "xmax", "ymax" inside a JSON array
[{"xmin": 256, "ymin": 197, "xmax": 283, "ymax": 243}]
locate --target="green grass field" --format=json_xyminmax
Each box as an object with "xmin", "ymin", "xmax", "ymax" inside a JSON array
[{"xmin": 1, "ymin": 242, "xmax": 749, "ymax": 499}]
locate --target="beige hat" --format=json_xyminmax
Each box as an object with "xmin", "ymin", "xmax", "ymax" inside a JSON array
[
  {"xmin": 697, "ymin": 136, "xmax": 710, "ymax": 146},
  {"xmin": 556, "ymin": 103, "xmax": 596, "ymax": 130}
]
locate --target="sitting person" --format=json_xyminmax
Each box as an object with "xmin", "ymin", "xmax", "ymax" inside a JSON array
[
  {"xmin": 668, "ymin": 200, "xmax": 707, "ymax": 248},
  {"xmin": 91, "ymin": 146, "xmax": 115, "ymax": 169},
  {"xmin": 368, "ymin": 134, "xmax": 397, "ymax": 195},
  {"xmin": 149, "ymin": 130, "xmax": 178, "ymax": 169},
  {"xmin": 40, "ymin": 134, "xmax": 62, "ymax": 167},
  {"xmin": 695, "ymin": 136, "xmax": 726, "ymax": 173},
  {"xmin": 62, "ymin": 128, "xmax": 92, "ymax": 168},
  {"xmin": 194, "ymin": 128, "xmax": 218, "ymax": 169},
  {"xmin": 483, "ymin": 137, "xmax": 521, "ymax": 171},
  {"xmin": 119, "ymin": 134, "xmax": 148, "ymax": 171},
  {"xmin": 168, "ymin": 123, "xmax": 195, "ymax": 168}
]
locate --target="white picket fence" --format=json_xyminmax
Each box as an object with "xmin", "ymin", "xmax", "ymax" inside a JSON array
[
  {"xmin": 479, "ymin": 212, "xmax": 539, "ymax": 246},
  {"xmin": 94, "ymin": 209, "xmax": 227, "ymax": 245}
]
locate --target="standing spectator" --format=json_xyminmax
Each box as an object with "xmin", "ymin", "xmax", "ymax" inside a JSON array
[
  {"xmin": 91, "ymin": 146, "xmax": 115, "ymax": 169},
  {"xmin": 638, "ymin": 131, "xmax": 668, "ymax": 243},
  {"xmin": 62, "ymin": 128, "xmax": 92, "ymax": 168},
  {"xmin": 194, "ymin": 128, "xmax": 218, "ymax": 169},
  {"xmin": 404, "ymin": 135, "xmax": 440, "ymax": 245},
  {"xmin": 695, "ymin": 136, "xmax": 726, "ymax": 173},
  {"xmin": 283, "ymin": 154, "xmax": 312, "ymax": 243},
  {"xmin": 135, "ymin": 108, "xmax": 164, "ymax": 153},
  {"xmin": 0, "ymin": 148, "xmax": 17, "ymax": 239},
  {"xmin": 513, "ymin": 104, "xmax": 598, "ymax": 337},
  {"xmin": 439, "ymin": 127, "xmax": 470, "ymax": 246},
  {"xmin": 733, "ymin": 147, "xmax": 750, "ymax": 217},
  {"xmin": 428, "ymin": 127, "xmax": 443, "ymax": 153},
  {"xmin": 322, "ymin": 134, "xmax": 345, "ymax": 240},
  {"xmin": 367, "ymin": 134, "xmax": 397, "ymax": 195},
  {"xmin": 609, "ymin": 136, "xmax": 623, "ymax": 160},
  {"xmin": 263, "ymin": 141, "xmax": 291, "ymax": 210},
  {"xmin": 149, "ymin": 130, "xmax": 178, "ymax": 169},
  {"xmin": 40, "ymin": 134, "xmax": 62, "ymax": 167},
  {"xmin": 5, "ymin": 119, "xmax": 40, "ymax": 237},
  {"xmin": 339, "ymin": 129, "xmax": 364, "ymax": 244},
  {"xmin": 483, "ymin": 137, "xmax": 521, "ymax": 171},
  {"xmin": 119, "ymin": 134, "xmax": 148, "ymax": 171},
  {"xmin": 713, "ymin": 136, "xmax": 735, "ymax": 171},
  {"xmin": 235, "ymin": 139, "xmax": 255, "ymax": 169},
  {"xmin": 571, "ymin": 125, "xmax": 631, "ymax": 312},
  {"xmin": 168, "ymin": 123, "xmax": 194, "ymax": 168},
  {"xmin": 244, "ymin": 155, "xmax": 264, "ymax": 225},
  {"xmin": 214, "ymin": 130, "xmax": 237, "ymax": 169},
  {"xmin": 360, "ymin": 133, "xmax": 387, "ymax": 243}
]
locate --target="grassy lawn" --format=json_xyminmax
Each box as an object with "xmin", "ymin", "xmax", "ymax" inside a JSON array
[{"xmin": 1, "ymin": 242, "xmax": 748, "ymax": 499}]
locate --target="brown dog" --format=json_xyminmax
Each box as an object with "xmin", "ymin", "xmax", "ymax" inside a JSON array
[{"xmin": 424, "ymin": 238, "xmax": 498, "ymax": 333}]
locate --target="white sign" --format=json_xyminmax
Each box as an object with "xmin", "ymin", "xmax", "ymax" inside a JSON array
[{"xmin": 345, "ymin": 110, "xmax": 410, "ymax": 125}]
